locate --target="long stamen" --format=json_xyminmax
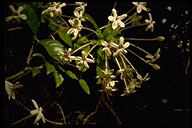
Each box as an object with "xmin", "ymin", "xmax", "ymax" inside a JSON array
[
  {"xmin": 120, "ymin": 23, "xmax": 148, "ymax": 32},
  {"xmin": 126, "ymin": 49, "xmax": 147, "ymax": 63},
  {"xmin": 129, "ymin": 43, "xmax": 151, "ymax": 55},
  {"xmin": 71, "ymin": 42, "xmax": 92, "ymax": 55},
  {"xmin": 126, "ymin": 5, "xmax": 137, "ymax": 15},
  {"xmin": 85, "ymin": 43, "xmax": 99, "ymax": 58},
  {"xmin": 115, "ymin": 57, "xmax": 122, "ymax": 70},
  {"xmin": 123, "ymin": 12, "xmax": 137, "ymax": 25},
  {"xmin": 11, "ymin": 114, "xmax": 35, "ymax": 125},
  {"xmin": 82, "ymin": 27, "xmax": 97, "ymax": 33},
  {"xmin": 59, "ymin": 15, "xmax": 69, "ymax": 27},
  {"xmin": 124, "ymin": 36, "xmax": 165, "ymax": 42}
]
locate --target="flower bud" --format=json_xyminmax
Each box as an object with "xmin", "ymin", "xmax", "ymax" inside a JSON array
[
  {"xmin": 152, "ymin": 64, "xmax": 160, "ymax": 70},
  {"xmin": 157, "ymin": 36, "xmax": 165, "ymax": 41}
]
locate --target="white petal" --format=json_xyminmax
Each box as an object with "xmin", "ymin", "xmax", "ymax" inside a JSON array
[
  {"xmin": 137, "ymin": 7, "xmax": 142, "ymax": 13},
  {"xmin": 6, "ymin": 16, "xmax": 14, "ymax": 22},
  {"xmin": 59, "ymin": 3, "xmax": 66, "ymax": 8},
  {"xmin": 119, "ymin": 36, "xmax": 124, "ymax": 46},
  {"xmin": 73, "ymin": 29, "xmax": 79, "ymax": 36},
  {"xmin": 111, "ymin": 42, "xmax": 119, "ymax": 49},
  {"xmin": 9, "ymin": 5, "xmax": 16, "ymax": 13},
  {"xmin": 108, "ymin": 16, "xmax": 115, "ymax": 21},
  {"xmin": 123, "ymin": 42, "xmax": 130, "ymax": 48},
  {"xmin": 113, "ymin": 49, "xmax": 121, "ymax": 57},
  {"xmin": 74, "ymin": 11, "xmax": 79, "ymax": 18},
  {"xmin": 84, "ymin": 61, "xmax": 89, "ymax": 69},
  {"xmin": 112, "ymin": 21, "xmax": 118, "ymax": 29},
  {"xmin": 67, "ymin": 28, "xmax": 74, "ymax": 34},
  {"xmin": 75, "ymin": 6, "xmax": 81, "ymax": 12},
  {"xmin": 31, "ymin": 99, "xmax": 39, "ymax": 109},
  {"xmin": 146, "ymin": 54, "xmax": 153, "ymax": 59},
  {"xmin": 141, "ymin": 6, "xmax": 147, "ymax": 11},
  {"xmin": 50, "ymin": 12, "xmax": 54, "ymax": 18},
  {"xmin": 145, "ymin": 19, "xmax": 151, "ymax": 24},
  {"xmin": 11, "ymin": 91, "xmax": 15, "ymax": 99},
  {"xmin": 117, "ymin": 20, "xmax": 125, "ymax": 28},
  {"xmin": 148, "ymin": 13, "xmax": 152, "ymax": 21},
  {"xmin": 19, "ymin": 14, "xmax": 27, "ymax": 20},
  {"xmin": 17, "ymin": 6, "xmax": 24, "ymax": 14},
  {"xmin": 86, "ymin": 58, "xmax": 95, "ymax": 63},
  {"xmin": 40, "ymin": 113, "xmax": 46, "ymax": 123},
  {"xmin": 132, "ymin": 2, "xmax": 138, "ymax": 6},
  {"xmin": 33, "ymin": 113, "xmax": 41, "ymax": 124},
  {"xmin": 30, "ymin": 109, "xmax": 38, "ymax": 115},
  {"xmin": 68, "ymin": 19, "xmax": 74, "ymax": 26},
  {"xmin": 118, "ymin": 14, "xmax": 127, "ymax": 20},
  {"xmin": 101, "ymin": 41, "xmax": 108, "ymax": 47},
  {"xmin": 112, "ymin": 8, "xmax": 117, "ymax": 17}
]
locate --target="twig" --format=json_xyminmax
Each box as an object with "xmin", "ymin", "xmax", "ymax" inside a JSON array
[
  {"xmin": 101, "ymin": 98, "xmax": 122, "ymax": 125},
  {"xmin": 5, "ymin": 66, "xmax": 43, "ymax": 81},
  {"xmin": 54, "ymin": 102, "xmax": 66, "ymax": 125},
  {"xmin": 11, "ymin": 114, "xmax": 35, "ymax": 125},
  {"xmin": 27, "ymin": 45, "xmax": 34, "ymax": 64},
  {"xmin": 83, "ymin": 99, "xmax": 102, "ymax": 125}
]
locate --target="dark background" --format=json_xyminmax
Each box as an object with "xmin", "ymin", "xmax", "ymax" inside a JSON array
[{"xmin": 4, "ymin": 2, "xmax": 190, "ymax": 127}]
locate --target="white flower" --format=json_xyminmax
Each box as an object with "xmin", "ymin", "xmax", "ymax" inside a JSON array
[
  {"xmin": 101, "ymin": 40, "xmax": 113, "ymax": 55},
  {"xmin": 108, "ymin": 8, "xmax": 127, "ymax": 29},
  {"xmin": 67, "ymin": 18, "xmax": 83, "ymax": 40},
  {"xmin": 120, "ymin": 78, "xmax": 140, "ymax": 96},
  {"xmin": 111, "ymin": 36, "xmax": 130, "ymax": 57},
  {"xmin": 5, "ymin": 80, "xmax": 15, "ymax": 100},
  {"xmin": 146, "ymin": 48, "xmax": 160, "ymax": 63},
  {"xmin": 75, "ymin": 51, "xmax": 95, "ymax": 69},
  {"xmin": 106, "ymin": 80, "xmax": 118, "ymax": 92},
  {"xmin": 59, "ymin": 48, "xmax": 76, "ymax": 62},
  {"xmin": 145, "ymin": 13, "xmax": 155, "ymax": 32},
  {"xmin": 96, "ymin": 68, "xmax": 116, "ymax": 79},
  {"xmin": 75, "ymin": 2, "xmax": 87, "ymax": 13},
  {"xmin": 132, "ymin": 2, "xmax": 147, "ymax": 13},
  {"xmin": 117, "ymin": 66, "xmax": 137, "ymax": 80},
  {"xmin": 42, "ymin": 2, "xmax": 66, "ymax": 18},
  {"xmin": 136, "ymin": 73, "xmax": 150, "ymax": 82},
  {"xmin": 74, "ymin": 10, "xmax": 85, "ymax": 21},
  {"xmin": 6, "ymin": 5, "xmax": 27, "ymax": 22},
  {"xmin": 30, "ymin": 99, "xmax": 45, "ymax": 125}
]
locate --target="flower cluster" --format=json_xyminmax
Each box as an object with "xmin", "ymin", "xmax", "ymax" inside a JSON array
[
  {"xmin": 4, "ymin": 2, "xmax": 165, "ymax": 126},
  {"xmin": 5, "ymin": 2, "xmax": 164, "ymax": 110}
]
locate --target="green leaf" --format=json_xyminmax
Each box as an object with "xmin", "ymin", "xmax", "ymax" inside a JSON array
[
  {"xmin": 32, "ymin": 53, "xmax": 56, "ymax": 75},
  {"xmin": 48, "ymin": 18, "xmax": 66, "ymax": 31},
  {"xmin": 65, "ymin": 70, "xmax": 78, "ymax": 80},
  {"xmin": 76, "ymin": 36, "xmax": 88, "ymax": 45},
  {"xmin": 39, "ymin": 39, "xmax": 65, "ymax": 64},
  {"xmin": 58, "ymin": 32, "xmax": 73, "ymax": 47},
  {"xmin": 53, "ymin": 71, "xmax": 64, "ymax": 88},
  {"xmin": 84, "ymin": 13, "xmax": 99, "ymax": 30},
  {"xmin": 22, "ymin": 4, "xmax": 40, "ymax": 34},
  {"xmin": 31, "ymin": 67, "xmax": 41, "ymax": 77},
  {"xmin": 102, "ymin": 25, "xmax": 112, "ymax": 37},
  {"xmin": 111, "ymin": 28, "xmax": 121, "ymax": 37},
  {"xmin": 79, "ymin": 79, "xmax": 90, "ymax": 95}
]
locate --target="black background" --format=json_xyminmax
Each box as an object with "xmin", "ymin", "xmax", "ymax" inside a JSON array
[{"xmin": 4, "ymin": 2, "xmax": 190, "ymax": 127}]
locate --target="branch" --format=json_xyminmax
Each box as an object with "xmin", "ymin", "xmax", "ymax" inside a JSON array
[
  {"xmin": 102, "ymin": 98, "xmax": 122, "ymax": 125},
  {"xmin": 54, "ymin": 102, "xmax": 66, "ymax": 125},
  {"xmin": 5, "ymin": 66, "xmax": 43, "ymax": 81},
  {"xmin": 83, "ymin": 99, "xmax": 102, "ymax": 125}
]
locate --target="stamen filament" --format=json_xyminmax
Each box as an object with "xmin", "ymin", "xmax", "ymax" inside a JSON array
[
  {"xmin": 129, "ymin": 43, "xmax": 152, "ymax": 55},
  {"xmin": 120, "ymin": 23, "xmax": 148, "ymax": 32},
  {"xmin": 71, "ymin": 42, "xmax": 92, "ymax": 55},
  {"xmin": 59, "ymin": 15, "xmax": 69, "ymax": 27},
  {"xmin": 82, "ymin": 27, "xmax": 97, "ymax": 33}
]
